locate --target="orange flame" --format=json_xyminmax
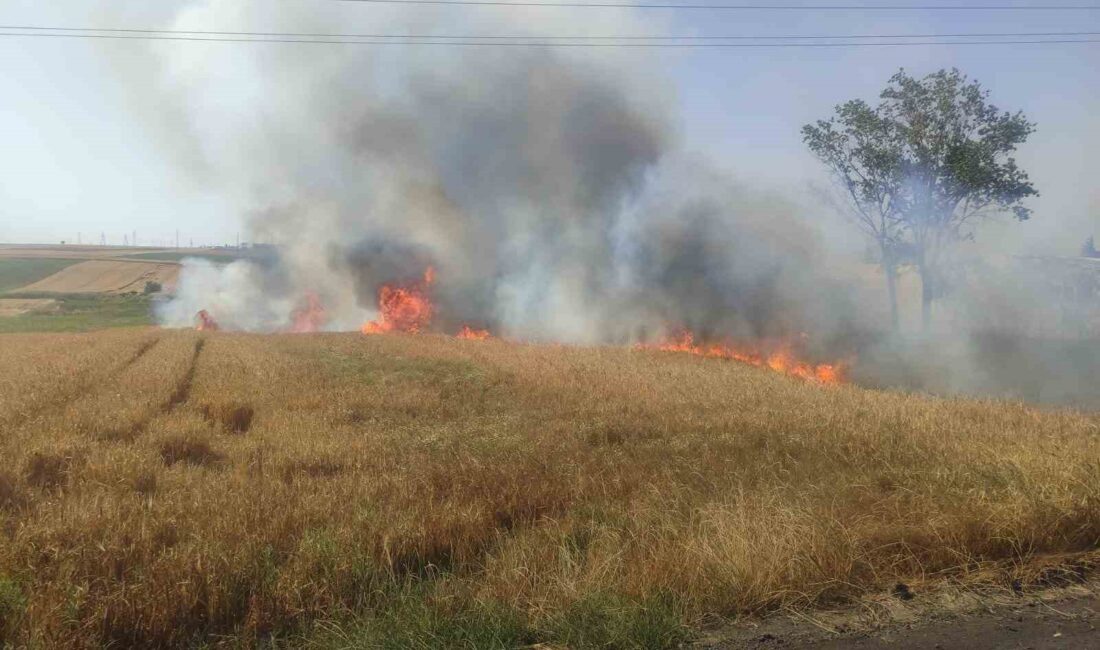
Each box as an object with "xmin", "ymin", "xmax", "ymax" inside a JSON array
[
  {"xmin": 361, "ymin": 267, "xmax": 435, "ymax": 334},
  {"xmin": 289, "ymin": 292, "xmax": 327, "ymax": 333},
  {"xmin": 456, "ymin": 325, "xmax": 492, "ymax": 340},
  {"xmin": 645, "ymin": 331, "xmax": 845, "ymax": 384},
  {"xmin": 195, "ymin": 310, "xmax": 219, "ymax": 332}
]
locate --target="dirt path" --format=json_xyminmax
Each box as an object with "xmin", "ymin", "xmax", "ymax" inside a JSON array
[{"xmin": 706, "ymin": 589, "xmax": 1098, "ymax": 649}]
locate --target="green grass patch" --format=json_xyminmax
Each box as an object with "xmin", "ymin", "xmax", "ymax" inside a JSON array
[
  {"xmin": 0, "ymin": 294, "xmax": 154, "ymax": 333},
  {"xmin": 290, "ymin": 589, "xmax": 688, "ymax": 650},
  {"xmin": 0, "ymin": 258, "xmax": 79, "ymax": 294},
  {"xmin": 315, "ymin": 595, "xmax": 531, "ymax": 650},
  {"xmin": 541, "ymin": 592, "xmax": 689, "ymax": 650},
  {"xmin": 0, "ymin": 574, "xmax": 26, "ymax": 638}
]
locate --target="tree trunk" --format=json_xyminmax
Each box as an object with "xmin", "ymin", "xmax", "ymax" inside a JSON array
[
  {"xmin": 918, "ymin": 261, "xmax": 933, "ymax": 332},
  {"xmin": 882, "ymin": 248, "xmax": 899, "ymax": 333}
]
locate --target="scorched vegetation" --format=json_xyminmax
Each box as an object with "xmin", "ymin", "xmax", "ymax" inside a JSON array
[{"xmin": 0, "ymin": 328, "xmax": 1098, "ymax": 647}]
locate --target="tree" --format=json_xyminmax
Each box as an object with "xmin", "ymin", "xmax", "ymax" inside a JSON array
[
  {"xmin": 1083, "ymin": 236, "xmax": 1099, "ymax": 259},
  {"xmin": 803, "ymin": 68, "xmax": 1038, "ymax": 331},
  {"xmin": 802, "ymin": 98, "xmax": 908, "ymax": 330}
]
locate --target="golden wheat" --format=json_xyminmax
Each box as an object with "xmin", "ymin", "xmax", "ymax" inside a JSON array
[{"xmin": 0, "ymin": 328, "xmax": 1097, "ymax": 647}]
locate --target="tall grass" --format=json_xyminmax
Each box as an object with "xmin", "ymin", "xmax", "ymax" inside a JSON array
[{"xmin": 0, "ymin": 329, "xmax": 1097, "ymax": 647}]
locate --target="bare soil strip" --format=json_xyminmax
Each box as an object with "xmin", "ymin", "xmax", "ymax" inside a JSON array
[{"xmin": 709, "ymin": 585, "xmax": 1099, "ymax": 649}]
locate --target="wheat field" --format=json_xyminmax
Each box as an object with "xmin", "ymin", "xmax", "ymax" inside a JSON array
[{"xmin": 0, "ymin": 328, "xmax": 1098, "ymax": 648}]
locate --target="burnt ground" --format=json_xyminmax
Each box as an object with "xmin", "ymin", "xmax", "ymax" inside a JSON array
[{"xmin": 700, "ymin": 584, "xmax": 1098, "ymax": 649}]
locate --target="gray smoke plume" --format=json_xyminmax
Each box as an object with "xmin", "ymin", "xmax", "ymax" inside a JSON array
[
  {"xmin": 150, "ymin": 0, "xmax": 850, "ymax": 348},
  {"xmin": 853, "ymin": 253, "xmax": 1100, "ymax": 409},
  {"xmin": 140, "ymin": 1, "xmax": 1097, "ymax": 408}
]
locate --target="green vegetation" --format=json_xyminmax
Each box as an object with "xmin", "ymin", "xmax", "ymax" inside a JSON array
[
  {"xmin": 0, "ymin": 258, "xmax": 79, "ymax": 294},
  {"xmin": 0, "ymin": 575, "xmax": 26, "ymax": 639},
  {"xmin": 288, "ymin": 589, "xmax": 686, "ymax": 650},
  {"xmin": 804, "ymin": 68, "xmax": 1037, "ymax": 330},
  {"xmin": 0, "ymin": 293, "xmax": 154, "ymax": 333}
]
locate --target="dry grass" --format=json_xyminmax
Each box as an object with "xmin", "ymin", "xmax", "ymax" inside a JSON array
[{"xmin": 0, "ymin": 328, "xmax": 1098, "ymax": 648}]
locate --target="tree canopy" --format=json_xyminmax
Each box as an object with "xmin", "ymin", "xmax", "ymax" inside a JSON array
[{"xmin": 803, "ymin": 68, "xmax": 1038, "ymax": 329}]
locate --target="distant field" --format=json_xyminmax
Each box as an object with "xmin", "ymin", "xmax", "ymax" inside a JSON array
[
  {"xmin": 0, "ymin": 245, "xmax": 149, "ymax": 260},
  {"xmin": 15, "ymin": 259, "xmax": 178, "ymax": 294},
  {"xmin": 0, "ymin": 258, "xmax": 79, "ymax": 294},
  {"xmin": 119, "ymin": 250, "xmax": 247, "ymax": 263},
  {"xmin": 0, "ymin": 330, "xmax": 1097, "ymax": 647},
  {"xmin": 0, "ymin": 254, "xmax": 166, "ymax": 332}
]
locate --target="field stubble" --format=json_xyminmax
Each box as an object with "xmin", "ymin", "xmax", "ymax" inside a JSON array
[{"xmin": 0, "ymin": 328, "xmax": 1098, "ymax": 648}]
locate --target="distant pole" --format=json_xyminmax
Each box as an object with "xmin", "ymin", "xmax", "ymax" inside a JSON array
[
  {"xmin": 100, "ymin": 232, "xmax": 106, "ymax": 246},
  {"xmin": 176, "ymin": 229, "xmax": 180, "ymax": 249},
  {"xmin": 124, "ymin": 234, "xmax": 129, "ymax": 246},
  {"xmin": 133, "ymin": 230, "xmax": 137, "ymax": 247},
  {"xmin": 236, "ymin": 232, "xmax": 240, "ymax": 249}
]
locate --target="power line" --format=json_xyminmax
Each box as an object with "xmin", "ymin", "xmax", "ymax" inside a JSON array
[
  {"xmin": 3, "ymin": 24, "xmax": 1100, "ymax": 40},
  {"xmin": 335, "ymin": 0, "xmax": 1100, "ymax": 10},
  {"xmin": 2, "ymin": 31, "xmax": 1098, "ymax": 46}
]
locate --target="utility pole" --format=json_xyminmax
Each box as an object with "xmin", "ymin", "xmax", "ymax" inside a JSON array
[
  {"xmin": 100, "ymin": 232, "xmax": 106, "ymax": 246},
  {"xmin": 176, "ymin": 230, "xmax": 180, "ymax": 249}
]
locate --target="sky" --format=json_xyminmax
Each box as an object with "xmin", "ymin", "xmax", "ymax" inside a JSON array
[{"xmin": 0, "ymin": 1, "xmax": 1097, "ymax": 255}]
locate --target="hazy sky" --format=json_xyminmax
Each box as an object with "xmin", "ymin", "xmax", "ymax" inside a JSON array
[{"xmin": 1, "ymin": 1, "xmax": 1097, "ymax": 254}]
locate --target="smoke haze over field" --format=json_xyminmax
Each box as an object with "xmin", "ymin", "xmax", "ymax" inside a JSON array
[
  {"xmin": 3, "ymin": 1, "xmax": 1096, "ymax": 252},
  {"xmin": 136, "ymin": 0, "xmax": 1099, "ymax": 407},
  {"xmin": 1, "ymin": 1, "xmax": 1095, "ymax": 405},
  {"xmin": 149, "ymin": 0, "xmax": 863, "ymax": 346}
]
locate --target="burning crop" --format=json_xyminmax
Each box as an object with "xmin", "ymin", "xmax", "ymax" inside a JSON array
[
  {"xmin": 456, "ymin": 325, "xmax": 492, "ymax": 340},
  {"xmin": 194, "ymin": 293, "xmax": 328, "ymax": 334},
  {"xmin": 361, "ymin": 267, "xmax": 436, "ymax": 335},
  {"xmin": 360, "ymin": 268, "xmax": 496, "ymax": 341},
  {"xmin": 195, "ymin": 310, "xmax": 219, "ymax": 332},
  {"xmin": 289, "ymin": 292, "xmax": 327, "ymax": 334},
  {"xmin": 643, "ymin": 331, "xmax": 846, "ymax": 384},
  {"xmin": 192, "ymin": 266, "xmax": 847, "ymax": 387}
]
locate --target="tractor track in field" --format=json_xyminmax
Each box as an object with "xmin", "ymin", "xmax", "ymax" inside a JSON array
[
  {"xmin": 166, "ymin": 337, "xmax": 204, "ymax": 412},
  {"xmin": 121, "ymin": 335, "xmax": 161, "ymax": 370},
  {"xmin": 6, "ymin": 334, "xmax": 162, "ymax": 428},
  {"xmin": 117, "ymin": 336, "xmax": 205, "ymax": 441}
]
